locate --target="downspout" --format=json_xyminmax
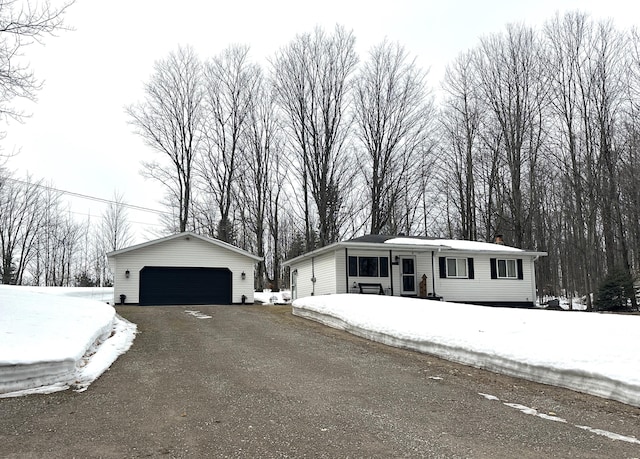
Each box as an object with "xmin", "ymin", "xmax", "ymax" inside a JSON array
[
  {"xmin": 389, "ymin": 250, "xmax": 394, "ymax": 296},
  {"xmin": 431, "ymin": 250, "xmax": 437, "ymax": 296},
  {"xmin": 311, "ymin": 257, "xmax": 316, "ymax": 296},
  {"xmin": 345, "ymin": 248, "xmax": 349, "ymax": 293},
  {"xmin": 532, "ymin": 255, "xmax": 540, "ymax": 305}
]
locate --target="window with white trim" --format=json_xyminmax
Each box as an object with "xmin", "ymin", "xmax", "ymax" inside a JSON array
[
  {"xmin": 497, "ymin": 259, "xmax": 517, "ymax": 278},
  {"xmin": 446, "ymin": 258, "xmax": 468, "ymax": 278},
  {"xmin": 439, "ymin": 257, "xmax": 475, "ymax": 279}
]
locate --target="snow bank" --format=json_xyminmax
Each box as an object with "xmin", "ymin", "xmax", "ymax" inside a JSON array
[
  {"xmin": 292, "ymin": 294, "xmax": 640, "ymax": 408},
  {"xmin": 254, "ymin": 290, "xmax": 292, "ymax": 305},
  {"xmin": 16, "ymin": 286, "xmax": 114, "ymax": 303},
  {"xmin": 0, "ymin": 286, "xmax": 135, "ymax": 396}
]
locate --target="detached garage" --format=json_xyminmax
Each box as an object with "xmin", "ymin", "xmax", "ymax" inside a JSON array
[{"xmin": 107, "ymin": 232, "xmax": 261, "ymax": 305}]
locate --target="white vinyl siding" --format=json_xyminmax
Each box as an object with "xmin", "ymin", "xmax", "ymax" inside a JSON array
[
  {"xmin": 390, "ymin": 251, "xmax": 434, "ymax": 296},
  {"xmin": 286, "ymin": 244, "xmax": 540, "ymax": 305},
  {"xmin": 109, "ymin": 235, "xmax": 256, "ymax": 304},
  {"xmin": 436, "ymin": 253, "xmax": 534, "ymax": 303},
  {"xmin": 345, "ymin": 249, "xmax": 394, "ymax": 294},
  {"xmin": 290, "ymin": 251, "xmax": 337, "ymax": 299},
  {"xmin": 335, "ymin": 249, "xmax": 347, "ymax": 294},
  {"xmin": 291, "ymin": 261, "xmax": 313, "ymax": 300},
  {"xmin": 312, "ymin": 251, "xmax": 337, "ymax": 296}
]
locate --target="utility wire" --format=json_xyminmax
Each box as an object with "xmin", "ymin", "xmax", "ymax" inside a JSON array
[{"xmin": 4, "ymin": 177, "xmax": 171, "ymax": 216}]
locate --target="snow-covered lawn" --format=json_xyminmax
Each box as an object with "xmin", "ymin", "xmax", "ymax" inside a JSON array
[
  {"xmin": 0, "ymin": 286, "xmax": 136, "ymax": 397},
  {"xmin": 293, "ymin": 294, "xmax": 640, "ymax": 409},
  {"xmin": 3, "ymin": 283, "xmax": 638, "ymax": 414},
  {"xmin": 254, "ymin": 289, "xmax": 292, "ymax": 305}
]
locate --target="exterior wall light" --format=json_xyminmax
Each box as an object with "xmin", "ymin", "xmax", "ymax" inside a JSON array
[
  {"xmin": 125, "ymin": 270, "xmax": 130, "ymax": 278},
  {"xmin": 241, "ymin": 271, "xmax": 246, "ymax": 280}
]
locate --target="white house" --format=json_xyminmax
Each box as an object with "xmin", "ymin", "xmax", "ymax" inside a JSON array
[
  {"xmin": 284, "ymin": 235, "xmax": 547, "ymax": 308},
  {"xmin": 107, "ymin": 232, "xmax": 262, "ymax": 306}
]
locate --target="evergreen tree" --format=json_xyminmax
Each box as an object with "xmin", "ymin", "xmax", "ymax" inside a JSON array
[{"xmin": 594, "ymin": 267, "xmax": 636, "ymax": 311}]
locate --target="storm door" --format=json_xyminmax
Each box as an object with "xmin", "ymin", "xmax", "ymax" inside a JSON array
[{"xmin": 400, "ymin": 257, "xmax": 417, "ymax": 296}]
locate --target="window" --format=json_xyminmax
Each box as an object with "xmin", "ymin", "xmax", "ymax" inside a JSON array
[
  {"xmin": 348, "ymin": 256, "xmax": 358, "ymax": 277},
  {"xmin": 359, "ymin": 257, "xmax": 378, "ymax": 277},
  {"xmin": 497, "ymin": 259, "xmax": 517, "ymax": 278},
  {"xmin": 446, "ymin": 258, "xmax": 468, "ymax": 278},
  {"xmin": 379, "ymin": 257, "xmax": 389, "ymax": 277},
  {"xmin": 439, "ymin": 257, "xmax": 474, "ymax": 279},
  {"xmin": 347, "ymin": 256, "xmax": 389, "ymax": 277},
  {"xmin": 490, "ymin": 258, "xmax": 523, "ymax": 279}
]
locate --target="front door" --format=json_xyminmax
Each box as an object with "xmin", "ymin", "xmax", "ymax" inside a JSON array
[{"xmin": 400, "ymin": 257, "xmax": 417, "ymax": 296}]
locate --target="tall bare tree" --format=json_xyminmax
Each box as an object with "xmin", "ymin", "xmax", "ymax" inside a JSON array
[
  {"xmin": 239, "ymin": 72, "xmax": 283, "ymax": 289},
  {"xmin": 127, "ymin": 45, "xmax": 203, "ymax": 233},
  {"xmin": 353, "ymin": 40, "xmax": 433, "ymax": 235},
  {"xmin": 271, "ymin": 25, "xmax": 358, "ymax": 248},
  {"xmin": 197, "ymin": 44, "xmax": 260, "ymax": 243},
  {"xmin": 100, "ymin": 191, "xmax": 134, "ymax": 252},
  {"xmin": 441, "ymin": 50, "xmax": 483, "ymax": 240},
  {"xmin": 474, "ymin": 24, "xmax": 548, "ymax": 248},
  {"xmin": 0, "ymin": 174, "xmax": 44, "ymax": 284}
]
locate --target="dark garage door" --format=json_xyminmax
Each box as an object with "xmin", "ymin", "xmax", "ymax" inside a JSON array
[{"xmin": 139, "ymin": 267, "xmax": 232, "ymax": 306}]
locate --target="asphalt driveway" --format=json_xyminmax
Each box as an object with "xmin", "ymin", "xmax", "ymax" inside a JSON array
[{"xmin": 1, "ymin": 305, "xmax": 638, "ymax": 458}]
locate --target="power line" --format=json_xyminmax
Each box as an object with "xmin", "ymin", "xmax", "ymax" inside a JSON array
[
  {"xmin": 4, "ymin": 177, "xmax": 170, "ymax": 216},
  {"xmin": 66, "ymin": 210, "xmax": 167, "ymax": 228}
]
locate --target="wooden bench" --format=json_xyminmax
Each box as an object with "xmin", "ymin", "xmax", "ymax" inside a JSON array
[{"xmin": 358, "ymin": 283, "xmax": 385, "ymax": 295}]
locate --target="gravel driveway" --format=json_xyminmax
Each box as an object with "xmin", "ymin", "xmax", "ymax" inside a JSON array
[{"xmin": 1, "ymin": 305, "xmax": 638, "ymax": 458}]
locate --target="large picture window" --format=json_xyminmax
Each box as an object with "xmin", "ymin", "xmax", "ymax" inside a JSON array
[
  {"xmin": 359, "ymin": 257, "xmax": 378, "ymax": 277},
  {"xmin": 348, "ymin": 256, "xmax": 389, "ymax": 277}
]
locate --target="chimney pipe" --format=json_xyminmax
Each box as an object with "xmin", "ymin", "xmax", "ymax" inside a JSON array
[{"xmin": 495, "ymin": 234, "xmax": 504, "ymax": 245}]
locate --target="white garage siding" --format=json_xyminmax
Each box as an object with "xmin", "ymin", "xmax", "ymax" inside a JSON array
[{"xmin": 109, "ymin": 234, "xmax": 257, "ymax": 305}]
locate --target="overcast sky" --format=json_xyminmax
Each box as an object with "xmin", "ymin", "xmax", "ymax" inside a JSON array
[{"xmin": 5, "ymin": 0, "xmax": 640, "ymax": 243}]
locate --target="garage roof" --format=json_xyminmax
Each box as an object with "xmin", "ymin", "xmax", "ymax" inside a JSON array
[{"xmin": 107, "ymin": 231, "xmax": 263, "ymax": 261}]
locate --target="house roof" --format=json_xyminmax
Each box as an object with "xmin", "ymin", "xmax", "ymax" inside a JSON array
[
  {"xmin": 284, "ymin": 235, "xmax": 547, "ymax": 265},
  {"xmin": 106, "ymin": 231, "xmax": 263, "ymax": 261}
]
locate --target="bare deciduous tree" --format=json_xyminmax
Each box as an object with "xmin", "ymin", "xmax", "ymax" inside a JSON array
[
  {"xmin": 440, "ymin": 50, "xmax": 482, "ymax": 240},
  {"xmin": 127, "ymin": 45, "xmax": 203, "ymax": 233},
  {"xmin": 198, "ymin": 44, "xmax": 260, "ymax": 243},
  {"xmin": 0, "ymin": 0, "xmax": 73, "ymax": 124},
  {"xmin": 272, "ymin": 25, "xmax": 358, "ymax": 248},
  {"xmin": 239, "ymin": 72, "xmax": 282, "ymax": 289},
  {"xmin": 353, "ymin": 40, "xmax": 433, "ymax": 235},
  {"xmin": 93, "ymin": 191, "xmax": 134, "ymax": 285},
  {"xmin": 474, "ymin": 24, "xmax": 548, "ymax": 248},
  {"xmin": 100, "ymin": 191, "xmax": 134, "ymax": 252},
  {"xmin": 0, "ymin": 174, "xmax": 44, "ymax": 284}
]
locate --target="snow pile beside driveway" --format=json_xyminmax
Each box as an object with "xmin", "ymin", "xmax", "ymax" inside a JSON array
[
  {"xmin": 0, "ymin": 286, "xmax": 136, "ymax": 397},
  {"xmin": 16, "ymin": 286, "xmax": 114, "ymax": 303},
  {"xmin": 292, "ymin": 294, "xmax": 640, "ymax": 408},
  {"xmin": 254, "ymin": 290, "xmax": 292, "ymax": 305}
]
